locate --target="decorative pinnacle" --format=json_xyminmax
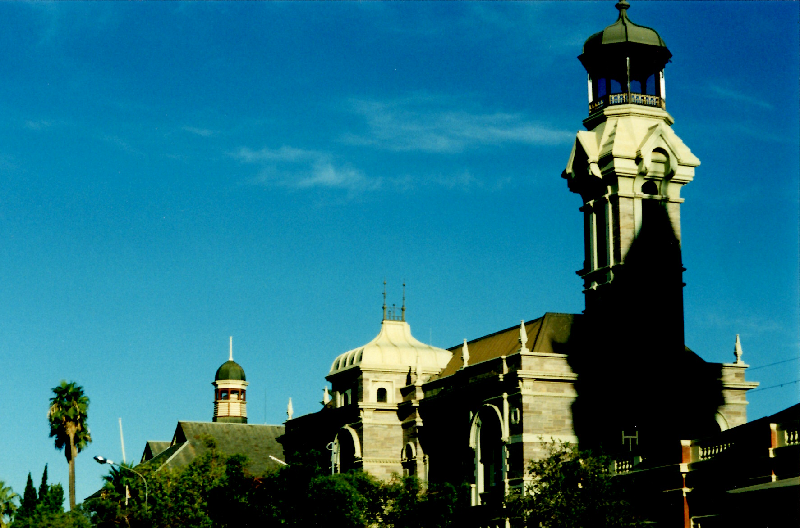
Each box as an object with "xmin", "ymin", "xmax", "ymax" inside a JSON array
[
  {"xmin": 229, "ymin": 336, "xmax": 233, "ymax": 361},
  {"xmin": 616, "ymin": 0, "xmax": 630, "ymax": 13},
  {"xmin": 734, "ymin": 334, "xmax": 743, "ymax": 364},
  {"xmin": 519, "ymin": 320, "xmax": 529, "ymax": 352},
  {"xmin": 401, "ymin": 282, "xmax": 406, "ymax": 321},
  {"xmin": 461, "ymin": 339, "xmax": 470, "ymax": 369}
]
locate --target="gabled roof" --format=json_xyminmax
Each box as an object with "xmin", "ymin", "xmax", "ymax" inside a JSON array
[
  {"xmin": 140, "ymin": 441, "xmax": 171, "ymax": 463},
  {"xmin": 435, "ymin": 313, "xmax": 580, "ymax": 379},
  {"xmin": 139, "ymin": 421, "xmax": 286, "ymax": 476}
]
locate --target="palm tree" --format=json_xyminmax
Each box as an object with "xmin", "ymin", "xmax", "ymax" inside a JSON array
[
  {"xmin": 48, "ymin": 381, "xmax": 92, "ymax": 510},
  {"xmin": 0, "ymin": 480, "xmax": 19, "ymax": 528}
]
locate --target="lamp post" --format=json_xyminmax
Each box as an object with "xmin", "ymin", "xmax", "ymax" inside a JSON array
[{"xmin": 93, "ymin": 456, "xmax": 148, "ymax": 514}]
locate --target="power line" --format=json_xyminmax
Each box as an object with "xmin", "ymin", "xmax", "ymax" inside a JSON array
[
  {"xmin": 749, "ymin": 379, "xmax": 800, "ymax": 393},
  {"xmin": 748, "ymin": 356, "xmax": 800, "ymax": 371}
]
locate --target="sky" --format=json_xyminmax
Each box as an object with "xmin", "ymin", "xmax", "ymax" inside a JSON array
[{"xmin": 0, "ymin": 0, "xmax": 798, "ymax": 508}]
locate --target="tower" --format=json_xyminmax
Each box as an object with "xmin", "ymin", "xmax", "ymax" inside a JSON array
[
  {"xmin": 563, "ymin": 0, "xmax": 700, "ymax": 338},
  {"xmin": 212, "ymin": 337, "xmax": 249, "ymax": 424},
  {"xmin": 561, "ymin": 1, "xmax": 721, "ymax": 452}
]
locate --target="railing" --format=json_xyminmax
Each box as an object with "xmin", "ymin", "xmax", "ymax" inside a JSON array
[
  {"xmin": 700, "ymin": 442, "xmax": 733, "ymax": 460},
  {"xmin": 589, "ymin": 93, "xmax": 664, "ymax": 112},
  {"xmin": 614, "ymin": 459, "xmax": 633, "ymax": 473},
  {"xmin": 785, "ymin": 426, "xmax": 799, "ymax": 446}
]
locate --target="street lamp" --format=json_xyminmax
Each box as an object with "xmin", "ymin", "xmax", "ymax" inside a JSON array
[{"xmin": 93, "ymin": 456, "xmax": 148, "ymax": 513}]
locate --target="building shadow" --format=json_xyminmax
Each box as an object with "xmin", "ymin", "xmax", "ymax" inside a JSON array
[{"xmin": 562, "ymin": 200, "xmax": 725, "ymax": 463}]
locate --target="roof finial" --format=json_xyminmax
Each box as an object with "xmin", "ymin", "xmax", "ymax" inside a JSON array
[
  {"xmin": 382, "ymin": 280, "xmax": 387, "ymax": 321},
  {"xmin": 287, "ymin": 397, "xmax": 294, "ymax": 420},
  {"xmin": 401, "ymin": 281, "xmax": 406, "ymax": 321},
  {"xmin": 616, "ymin": 0, "xmax": 630, "ymax": 19},
  {"xmin": 461, "ymin": 339, "xmax": 470, "ymax": 369},
  {"xmin": 229, "ymin": 336, "xmax": 233, "ymax": 361},
  {"xmin": 734, "ymin": 334, "xmax": 743, "ymax": 364},
  {"xmin": 323, "ymin": 387, "xmax": 331, "ymax": 405}
]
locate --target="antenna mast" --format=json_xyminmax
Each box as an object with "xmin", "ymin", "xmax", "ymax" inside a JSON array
[{"xmin": 119, "ymin": 418, "xmax": 126, "ymax": 464}]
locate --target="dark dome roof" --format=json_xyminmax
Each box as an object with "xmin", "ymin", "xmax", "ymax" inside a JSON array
[
  {"xmin": 581, "ymin": 1, "xmax": 671, "ymax": 66},
  {"xmin": 215, "ymin": 360, "xmax": 246, "ymax": 381}
]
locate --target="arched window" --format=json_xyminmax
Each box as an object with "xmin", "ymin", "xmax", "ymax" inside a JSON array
[
  {"xmin": 642, "ymin": 180, "xmax": 658, "ymax": 195},
  {"xmin": 376, "ymin": 388, "xmax": 387, "ymax": 403},
  {"xmin": 470, "ymin": 407, "xmax": 505, "ymax": 506}
]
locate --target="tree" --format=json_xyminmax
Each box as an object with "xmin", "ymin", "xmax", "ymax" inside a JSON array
[
  {"xmin": 0, "ymin": 481, "xmax": 18, "ymax": 528},
  {"xmin": 48, "ymin": 381, "xmax": 92, "ymax": 510},
  {"xmin": 13, "ymin": 473, "xmax": 37, "ymax": 526},
  {"xmin": 507, "ymin": 442, "xmax": 646, "ymax": 528},
  {"xmin": 38, "ymin": 466, "xmax": 49, "ymax": 504}
]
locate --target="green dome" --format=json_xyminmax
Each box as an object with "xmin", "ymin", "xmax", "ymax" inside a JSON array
[
  {"xmin": 215, "ymin": 360, "xmax": 246, "ymax": 381},
  {"xmin": 580, "ymin": 1, "xmax": 671, "ymax": 70}
]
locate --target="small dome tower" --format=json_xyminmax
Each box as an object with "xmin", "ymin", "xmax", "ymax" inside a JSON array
[
  {"xmin": 581, "ymin": 0, "xmax": 671, "ymax": 115},
  {"xmin": 212, "ymin": 337, "xmax": 249, "ymax": 424}
]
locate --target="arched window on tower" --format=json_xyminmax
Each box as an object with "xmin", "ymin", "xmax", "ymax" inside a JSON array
[
  {"xmin": 376, "ymin": 387, "xmax": 387, "ymax": 403},
  {"xmin": 642, "ymin": 180, "xmax": 658, "ymax": 195}
]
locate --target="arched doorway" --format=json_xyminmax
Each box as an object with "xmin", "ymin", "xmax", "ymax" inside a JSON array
[{"xmin": 334, "ymin": 426, "xmax": 361, "ymax": 473}]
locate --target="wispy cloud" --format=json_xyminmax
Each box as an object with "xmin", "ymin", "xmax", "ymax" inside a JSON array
[
  {"xmin": 231, "ymin": 146, "xmax": 379, "ymax": 193},
  {"xmin": 24, "ymin": 120, "xmax": 54, "ymax": 131},
  {"xmin": 99, "ymin": 134, "xmax": 145, "ymax": 157},
  {"xmin": 342, "ymin": 95, "xmax": 573, "ymax": 153},
  {"xmin": 708, "ymin": 84, "xmax": 773, "ymax": 110},
  {"xmin": 182, "ymin": 126, "xmax": 215, "ymax": 138}
]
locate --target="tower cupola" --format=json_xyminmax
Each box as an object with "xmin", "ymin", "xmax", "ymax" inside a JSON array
[
  {"xmin": 212, "ymin": 337, "xmax": 249, "ymax": 424},
  {"xmin": 580, "ymin": 1, "xmax": 671, "ymax": 114}
]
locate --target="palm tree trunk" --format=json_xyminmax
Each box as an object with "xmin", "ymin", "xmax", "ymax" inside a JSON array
[{"xmin": 68, "ymin": 430, "xmax": 76, "ymax": 510}]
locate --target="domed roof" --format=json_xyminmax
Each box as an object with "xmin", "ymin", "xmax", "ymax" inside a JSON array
[
  {"xmin": 581, "ymin": 1, "xmax": 671, "ymax": 66},
  {"xmin": 329, "ymin": 319, "xmax": 452, "ymax": 376},
  {"xmin": 215, "ymin": 360, "xmax": 246, "ymax": 381}
]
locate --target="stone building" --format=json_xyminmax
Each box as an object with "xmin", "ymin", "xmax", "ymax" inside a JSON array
[{"xmin": 280, "ymin": 3, "xmax": 762, "ymax": 517}]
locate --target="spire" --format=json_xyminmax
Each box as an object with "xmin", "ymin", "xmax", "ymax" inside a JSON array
[
  {"xmin": 401, "ymin": 281, "xmax": 406, "ymax": 321},
  {"xmin": 229, "ymin": 336, "xmax": 233, "ymax": 361},
  {"xmin": 382, "ymin": 280, "xmax": 387, "ymax": 320},
  {"xmin": 519, "ymin": 320, "xmax": 529, "ymax": 353},
  {"xmin": 734, "ymin": 334, "xmax": 743, "ymax": 364},
  {"xmin": 287, "ymin": 397, "xmax": 294, "ymax": 420},
  {"xmin": 461, "ymin": 339, "xmax": 470, "ymax": 369}
]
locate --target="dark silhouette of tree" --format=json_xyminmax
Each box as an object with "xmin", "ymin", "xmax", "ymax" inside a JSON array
[
  {"xmin": 48, "ymin": 381, "xmax": 92, "ymax": 510},
  {"xmin": 13, "ymin": 473, "xmax": 37, "ymax": 526},
  {"xmin": 507, "ymin": 442, "xmax": 647, "ymax": 528},
  {"xmin": 38, "ymin": 466, "xmax": 49, "ymax": 505}
]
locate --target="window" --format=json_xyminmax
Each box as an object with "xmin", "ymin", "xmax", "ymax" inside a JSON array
[
  {"xmin": 470, "ymin": 407, "xmax": 505, "ymax": 506},
  {"xmin": 642, "ymin": 181, "xmax": 658, "ymax": 195},
  {"xmin": 595, "ymin": 202, "xmax": 609, "ymax": 268},
  {"xmin": 376, "ymin": 388, "xmax": 387, "ymax": 403},
  {"xmin": 596, "ymin": 78, "xmax": 607, "ymax": 98}
]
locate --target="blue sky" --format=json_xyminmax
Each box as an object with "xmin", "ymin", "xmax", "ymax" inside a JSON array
[{"xmin": 0, "ymin": 1, "xmax": 797, "ymax": 507}]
